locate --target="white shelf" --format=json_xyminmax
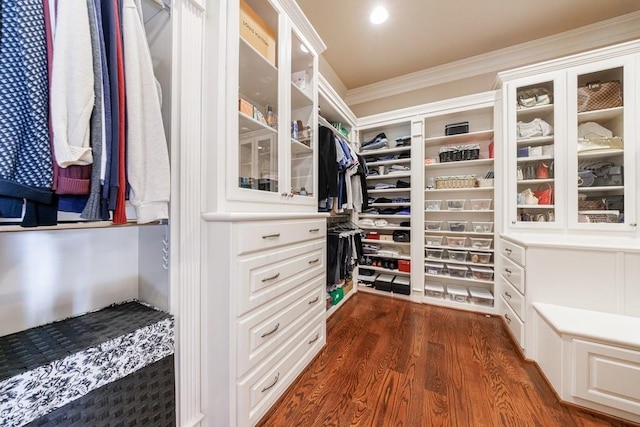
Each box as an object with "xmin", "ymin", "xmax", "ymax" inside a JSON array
[
  {"xmin": 424, "ymin": 245, "xmax": 495, "ymax": 253},
  {"xmin": 291, "ymin": 82, "xmax": 313, "ymax": 110},
  {"xmin": 425, "ymin": 187, "xmax": 493, "ymax": 193},
  {"xmin": 291, "ymin": 138, "xmax": 312, "ymax": 154},
  {"xmin": 516, "ymin": 103, "xmax": 554, "ymax": 119},
  {"xmin": 577, "ymin": 148, "xmax": 624, "ymax": 159},
  {"xmin": 428, "ymin": 258, "xmax": 495, "ymax": 268},
  {"xmin": 423, "ymin": 230, "xmax": 494, "ymax": 236},
  {"xmin": 370, "ymin": 203, "xmax": 411, "ymax": 207},
  {"xmin": 368, "ymin": 188, "xmax": 411, "ymax": 194},
  {"xmin": 517, "ymin": 155, "xmax": 554, "ymax": 163},
  {"xmin": 365, "ymin": 173, "xmax": 411, "ymax": 180},
  {"xmin": 362, "ymin": 239, "xmax": 411, "ymax": 246},
  {"xmin": 239, "ymin": 112, "xmax": 278, "ymax": 135},
  {"xmin": 364, "ymin": 253, "xmax": 411, "ymax": 261},
  {"xmin": 515, "ymin": 135, "xmax": 554, "ymax": 147},
  {"xmin": 359, "ymin": 225, "xmax": 411, "ymax": 231},
  {"xmin": 425, "ymin": 158, "xmax": 493, "ymax": 169},
  {"xmin": 578, "ymin": 186, "xmax": 624, "ymax": 193},
  {"xmin": 424, "ymin": 129, "xmax": 494, "ymax": 146},
  {"xmin": 424, "ymin": 210, "xmax": 494, "ymax": 214},
  {"xmin": 359, "ymin": 146, "xmax": 411, "ymax": 157},
  {"xmin": 359, "ymin": 214, "xmax": 411, "ymax": 219},
  {"xmin": 517, "ymin": 178, "xmax": 554, "ymax": 185},
  {"xmin": 367, "ymin": 159, "xmax": 411, "ymax": 167},
  {"xmin": 358, "ymin": 285, "xmax": 412, "ymax": 301},
  {"xmin": 361, "ymin": 266, "xmax": 411, "ymax": 276},
  {"xmin": 239, "ymin": 38, "xmax": 278, "ymax": 106},
  {"xmin": 424, "ymin": 273, "xmax": 494, "ymax": 285},
  {"xmin": 577, "ymin": 106, "xmax": 624, "ymax": 123},
  {"xmin": 517, "ymin": 204, "xmax": 555, "ymax": 209}
]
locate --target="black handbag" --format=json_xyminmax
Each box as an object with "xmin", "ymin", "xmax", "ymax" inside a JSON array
[
  {"xmin": 444, "ymin": 121, "xmax": 469, "ymax": 136},
  {"xmin": 392, "ymin": 230, "xmax": 410, "ymax": 242}
]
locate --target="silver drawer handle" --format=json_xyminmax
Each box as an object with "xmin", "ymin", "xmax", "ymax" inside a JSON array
[
  {"xmin": 308, "ymin": 296, "xmax": 319, "ymax": 304},
  {"xmin": 504, "ymin": 292, "xmax": 512, "ymax": 300},
  {"xmin": 505, "ymin": 248, "xmax": 512, "ymax": 255},
  {"xmin": 309, "ymin": 228, "xmax": 320, "ymax": 233},
  {"xmin": 261, "ymin": 372, "xmax": 280, "ymax": 392},
  {"xmin": 308, "ymin": 333, "xmax": 320, "ymax": 344},
  {"xmin": 262, "ymin": 233, "xmax": 281, "ymax": 239},
  {"xmin": 261, "ymin": 273, "xmax": 280, "ymax": 282},
  {"xmin": 261, "ymin": 323, "xmax": 280, "ymax": 338},
  {"xmin": 504, "ymin": 313, "xmax": 512, "ymax": 323},
  {"xmin": 308, "ymin": 258, "xmax": 320, "ymax": 264},
  {"xmin": 504, "ymin": 268, "xmax": 512, "ymax": 275}
]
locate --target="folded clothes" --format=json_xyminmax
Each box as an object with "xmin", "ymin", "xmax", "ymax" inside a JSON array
[
  {"xmin": 359, "ymin": 218, "xmax": 375, "ymax": 227},
  {"xmin": 374, "ymin": 219, "xmax": 388, "ymax": 227},
  {"xmin": 373, "ymin": 197, "xmax": 392, "ymax": 204},
  {"xmin": 396, "ymin": 180, "xmax": 410, "ymax": 188},
  {"xmin": 362, "ymin": 132, "xmax": 387, "ymax": 148},
  {"xmin": 392, "ymin": 198, "xmax": 410, "ymax": 203},
  {"xmin": 375, "ymin": 183, "xmax": 396, "ymax": 189},
  {"xmin": 395, "ymin": 208, "xmax": 411, "ymax": 215},
  {"xmin": 379, "ymin": 208, "xmax": 400, "ymax": 215}
]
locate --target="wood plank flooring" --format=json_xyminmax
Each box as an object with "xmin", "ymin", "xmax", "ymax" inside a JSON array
[{"xmin": 258, "ymin": 292, "xmax": 637, "ymax": 427}]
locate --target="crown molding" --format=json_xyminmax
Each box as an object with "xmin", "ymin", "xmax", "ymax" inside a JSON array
[
  {"xmin": 344, "ymin": 11, "xmax": 640, "ymax": 106},
  {"xmin": 356, "ymin": 90, "xmax": 497, "ymax": 128},
  {"xmin": 279, "ymin": 0, "xmax": 326, "ymax": 55}
]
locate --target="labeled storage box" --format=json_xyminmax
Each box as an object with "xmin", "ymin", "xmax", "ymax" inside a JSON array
[
  {"xmin": 424, "ymin": 282, "xmax": 445, "ymax": 298},
  {"xmin": 425, "ymin": 262, "xmax": 445, "ymax": 275},
  {"xmin": 392, "ymin": 276, "xmax": 411, "ymax": 295},
  {"xmin": 469, "ymin": 287, "xmax": 494, "ymax": 307},
  {"xmin": 398, "ymin": 259, "xmax": 411, "ymax": 272},
  {"xmin": 446, "ymin": 284, "xmax": 469, "ymax": 303},
  {"xmin": 240, "ymin": 0, "xmax": 277, "ymax": 66},
  {"xmin": 0, "ymin": 301, "xmax": 175, "ymax": 427}
]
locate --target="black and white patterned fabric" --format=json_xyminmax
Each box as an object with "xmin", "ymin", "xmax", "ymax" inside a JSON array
[
  {"xmin": 0, "ymin": 0, "xmax": 53, "ymax": 199},
  {"xmin": 0, "ymin": 317, "xmax": 174, "ymax": 427}
]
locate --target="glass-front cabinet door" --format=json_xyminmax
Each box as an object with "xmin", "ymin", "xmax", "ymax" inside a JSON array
[
  {"xmin": 237, "ymin": 0, "xmax": 280, "ymax": 195},
  {"xmin": 289, "ymin": 30, "xmax": 315, "ymax": 199},
  {"xmin": 506, "ymin": 73, "xmax": 565, "ymax": 228},
  {"xmin": 567, "ymin": 57, "xmax": 637, "ymax": 230}
]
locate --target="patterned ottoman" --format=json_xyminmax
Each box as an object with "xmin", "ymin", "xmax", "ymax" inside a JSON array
[{"xmin": 0, "ymin": 301, "xmax": 175, "ymax": 427}]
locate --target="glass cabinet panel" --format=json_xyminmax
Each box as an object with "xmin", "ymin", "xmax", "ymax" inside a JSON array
[
  {"xmin": 290, "ymin": 31, "xmax": 315, "ymax": 197},
  {"xmin": 238, "ymin": 0, "xmax": 279, "ymax": 193},
  {"xmin": 513, "ymin": 80, "xmax": 558, "ymax": 224},
  {"xmin": 573, "ymin": 67, "xmax": 626, "ymax": 225}
]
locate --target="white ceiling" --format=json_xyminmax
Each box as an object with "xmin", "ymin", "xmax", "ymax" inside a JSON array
[{"xmin": 296, "ymin": 0, "xmax": 640, "ymax": 91}]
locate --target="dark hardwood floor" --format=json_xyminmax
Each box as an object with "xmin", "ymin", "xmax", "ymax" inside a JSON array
[{"xmin": 258, "ymin": 291, "xmax": 637, "ymax": 427}]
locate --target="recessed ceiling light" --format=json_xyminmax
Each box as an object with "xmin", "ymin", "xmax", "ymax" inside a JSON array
[{"xmin": 370, "ymin": 6, "xmax": 388, "ymax": 25}]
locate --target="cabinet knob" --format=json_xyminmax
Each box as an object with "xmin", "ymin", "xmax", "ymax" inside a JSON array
[
  {"xmin": 504, "ymin": 313, "xmax": 512, "ymax": 323},
  {"xmin": 630, "ymin": 223, "xmax": 637, "ymax": 227},
  {"xmin": 504, "ymin": 292, "xmax": 512, "ymax": 300},
  {"xmin": 505, "ymin": 248, "xmax": 512, "ymax": 255},
  {"xmin": 505, "ymin": 268, "xmax": 512, "ymax": 275}
]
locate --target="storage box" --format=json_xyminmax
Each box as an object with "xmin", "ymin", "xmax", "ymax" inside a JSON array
[
  {"xmin": 392, "ymin": 276, "xmax": 411, "ymax": 295},
  {"xmin": 446, "ymin": 236, "xmax": 466, "ymax": 247},
  {"xmin": 425, "ymin": 235, "xmax": 444, "ymax": 246},
  {"xmin": 398, "ymin": 259, "xmax": 411, "ymax": 272},
  {"xmin": 374, "ymin": 273, "xmax": 395, "ymax": 292},
  {"xmin": 471, "ymin": 221, "xmax": 493, "ymax": 233},
  {"xmin": 444, "ymin": 121, "xmax": 469, "ymax": 136},
  {"xmin": 469, "ymin": 251, "xmax": 492, "ymax": 264},
  {"xmin": 447, "ymin": 264, "xmax": 468, "ymax": 278},
  {"xmin": 470, "ymin": 199, "xmax": 492, "ymax": 210},
  {"xmin": 446, "ymin": 284, "xmax": 469, "ymax": 303},
  {"xmin": 470, "ymin": 237, "xmax": 492, "ymax": 249},
  {"xmin": 447, "ymin": 199, "xmax": 465, "ymax": 211},
  {"xmin": 426, "ymin": 248, "xmax": 444, "ymax": 260},
  {"xmin": 426, "ymin": 220, "xmax": 442, "ymax": 231},
  {"xmin": 366, "ymin": 232, "xmax": 380, "ymax": 240},
  {"xmin": 448, "ymin": 220, "xmax": 466, "ymax": 232},
  {"xmin": 240, "ymin": 0, "xmax": 277, "ymax": 66},
  {"xmin": 424, "ymin": 282, "xmax": 445, "ymax": 298},
  {"xmin": 468, "ymin": 287, "xmax": 494, "ymax": 307},
  {"xmin": 425, "ymin": 199, "xmax": 442, "ymax": 211},
  {"xmin": 470, "ymin": 266, "xmax": 494, "ymax": 281},
  {"xmin": 380, "ymin": 234, "xmax": 394, "ymax": 241},
  {"xmin": 425, "ymin": 262, "xmax": 445, "ymax": 275},
  {"xmin": 239, "ymin": 98, "xmax": 254, "ymax": 116},
  {"xmin": 330, "ymin": 287, "xmax": 344, "ymax": 305},
  {"xmin": 447, "ymin": 249, "xmax": 467, "ymax": 262}
]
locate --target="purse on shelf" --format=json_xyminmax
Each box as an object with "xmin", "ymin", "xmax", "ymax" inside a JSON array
[
  {"xmin": 577, "ymin": 80, "xmax": 622, "ymax": 113},
  {"xmin": 536, "ymin": 161, "xmax": 550, "ymax": 179},
  {"xmin": 534, "ymin": 183, "xmax": 553, "ymax": 205},
  {"xmin": 517, "ymin": 87, "xmax": 552, "ymax": 109}
]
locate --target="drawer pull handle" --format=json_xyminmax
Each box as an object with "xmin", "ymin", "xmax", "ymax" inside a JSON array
[
  {"xmin": 504, "ymin": 268, "xmax": 512, "ymax": 275},
  {"xmin": 308, "ymin": 296, "xmax": 319, "ymax": 304},
  {"xmin": 262, "ymin": 233, "xmax": 281, "ymax": 239},
  {"xmin": 261, "ymin": 323, "xmax": 280, "ymax": 338},
  {"xmin": 261, "ymin": 273, "xmax": 280, "ymax": 282},
  {"xmin": 504, "ymin": 292, "xmax": 512, "ymax": 300},
  {"xmin": 308, "ymin": 333, "xmax": 320, "ymax": 344},
  {"xmin": 261, "ymin": 372, "xmax": 280, "ymax": 392},
  {"xmin": 308, "ymin": 258, "xmax": 320, "ymax": 264},
  {"xmin": 309, "ymin": 228, "xmax": 320, "ymax": 233},
  {"xmin": 505, "ymin": 248, "xmax": 512, "ymax": 255},
  {"xmin": 504, "ymin": 313, "xmax": 512, "ymax": 323}
]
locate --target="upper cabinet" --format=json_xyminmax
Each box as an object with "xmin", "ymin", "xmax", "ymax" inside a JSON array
[
  {"xmin": 226, "ymin": 0, "xmax": 325, "ymax": 211},
  {"xmin": 498, "ymin": 41, "xmax": 640, "ymax": 235}
]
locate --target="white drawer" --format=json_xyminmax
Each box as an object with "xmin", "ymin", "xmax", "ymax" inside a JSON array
[
  {"xmin": 573, "ymin": 339, "xmax": 640, "ymax": 415},
  {"xmin": 500, "ymin": 255, "xmax": 525, "ymax": 295},
  {"xmin": 500, "ymin": 276, "xmax": 524, "ymax": 322},
  {"xmin": 236, "ymin": 219, "xmax": 326, "ymax": 255},
  {"xmin": 502, "ymin": 298, "xmax": 524, "ymax": 349},
  {"xmin": 501, "ymin": 239, "xmax": 525, "ymax": 267},
  {"xmin": 238, "ymin": 311, "xmax": 325, "ymax": 427},
  {"xmin": 237, "ymin": 277, "xmax": 325, "ymax": 377},
  {"xmin": 238, "ymin": 240, "xmax": 325, "ymax": 315}
]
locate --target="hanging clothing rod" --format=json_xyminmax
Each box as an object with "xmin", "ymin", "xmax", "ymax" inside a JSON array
[{"xmin": 319, "ymin": 116, "xmax": 350, "ymax": 141}]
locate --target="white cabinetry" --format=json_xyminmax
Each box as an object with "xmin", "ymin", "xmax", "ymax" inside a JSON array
[
  {"xmin": 203, "ymin": 214, "xmax": 326, "ymax": 427},
  {"xmin": 499, "ymin": 237, "xmax": 526, "ymax": 349},
  {"xmin": 422, "ymin": 92, "xmax": 497, "ymax": 312},
  {"xmin": 222, "ymin": 0, "xmax": 326, "ymax": 211},
  {"xmin": 498, "ymin": 40, "xmax": 640, "ymax": 234}
]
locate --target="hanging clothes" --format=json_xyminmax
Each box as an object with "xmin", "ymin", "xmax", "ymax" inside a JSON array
[{"xmin": 0, "ymin": 0, "xmax": 56, "ymax": 226}]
